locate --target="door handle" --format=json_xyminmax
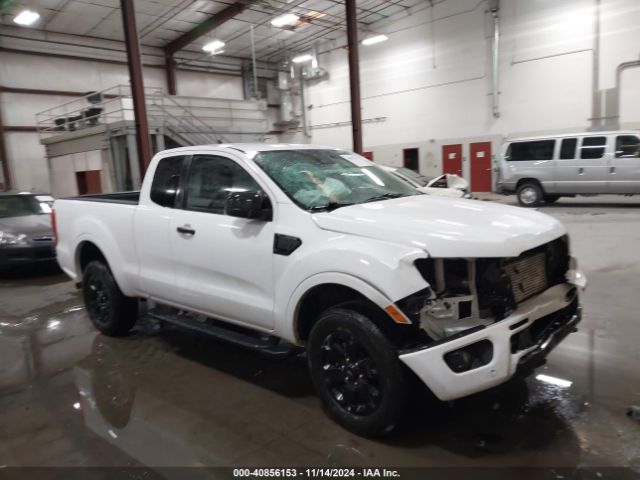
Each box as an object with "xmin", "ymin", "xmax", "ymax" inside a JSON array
[
  {"xmin": 610, "ymin": 166, "xmax": 616, "ymax": 174},
  {"xmin": 578, "ymin": 167, "xmax": 584, "ymax": 174},
  {"xmin": 177, "ymin": 226, "xmax": 196, "ymax": 236}
]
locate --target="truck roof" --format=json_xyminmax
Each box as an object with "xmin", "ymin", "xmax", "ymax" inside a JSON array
[{"xmin": 157, "ymin": 143, "xmax": 344, "ymax": 156}]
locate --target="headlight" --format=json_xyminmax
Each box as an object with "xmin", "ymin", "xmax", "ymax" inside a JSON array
[{"xmin": 0, "ymin": 231, "xmax": 28, "ymax": 245}]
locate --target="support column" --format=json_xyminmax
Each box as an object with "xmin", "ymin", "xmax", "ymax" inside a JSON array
[
  {"xmin": 345, "ymin": 0, "xmax": 363, "ymax": 154},
  {"xmin": 0, "ymin": 93, "xmax": 11, "ymax": 190},
  {"xmin": 126, "ymin": 131, "xmax": 142, "ymax": 189},
  {"xmin": 165, "ymin": 51, "xmax": 177, "ymax": 95},
  {"xmin": 120, "ymin": 0, "xmax": 152, "ymax": 176}
]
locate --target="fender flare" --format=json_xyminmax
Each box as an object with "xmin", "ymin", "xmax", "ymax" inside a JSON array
[
  {"xmin": 73, "ymin": 233, "xmax": 137, "ymax": 296},
  {"xmin": 283, "ymin": 271, "xmax": 393, "ymax": 344}
]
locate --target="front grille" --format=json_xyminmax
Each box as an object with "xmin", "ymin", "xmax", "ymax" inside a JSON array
[
  {"xmin": 503, "ymin": 251, "xmax": 548, "ymax": 303},
  {"xmin": 476, "ymin": 235, "xmax": 570, "ymax": 318}
]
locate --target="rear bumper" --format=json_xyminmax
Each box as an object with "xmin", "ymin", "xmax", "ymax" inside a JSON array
[
  {"xmin": 399, "ymin": 283, "xmax": 581, "ymax": 401},
  {"xmin": 0, "ymin": 244, "xmax": 56, "ymax": 267}
]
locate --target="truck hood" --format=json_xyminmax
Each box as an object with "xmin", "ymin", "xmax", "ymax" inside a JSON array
[{"xmin": 312, "ymin": 196, "xmax": 566, "ymax": 258}]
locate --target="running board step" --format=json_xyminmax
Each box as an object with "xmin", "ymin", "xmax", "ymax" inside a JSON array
[{"xmin": 144, "ymin": 309, "xmax": 299, "ymax": 358}]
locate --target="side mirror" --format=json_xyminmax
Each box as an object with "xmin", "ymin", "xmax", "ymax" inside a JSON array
[{"xmin": 225, "ymin": 191, "xmax": 273, "ymax": 221}]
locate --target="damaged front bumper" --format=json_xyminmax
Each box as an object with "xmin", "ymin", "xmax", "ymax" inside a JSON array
[{"xmin": 398, "ymin": 282, "xmax": 582, "ymax": 401}]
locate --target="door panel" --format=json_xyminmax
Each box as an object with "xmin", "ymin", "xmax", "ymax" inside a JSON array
[
  {"xmin": 442, "ymin": 144, "xmax": 462, "ymax": 176},
  {"xmin": 85, "ymin": 171, "xmax": 102, "ymax": 193},
  {"xmin": 134, "ymin": 155, "xmax": 185, "ymax": 300},
  {"xmin": 554, "ymin": 138, "xmax": 578, "ymax": 193},
  {"xmin": 608, "ymin": 135, "xmax": 640, "ymax": 193},
  {"xmin": 134, "ymin": 204, "xmax": 177, "ymax": 301},
  {"xmin": 170, "ymin": 211, "xmax": 275, "ymax": 329},
  {"xmin": 170, "ymin": 154, "xmax": 275, "ymax": 329},
  {"xmin": 575, "ymin": 136, "xmax": 609, "ymax": 193},
  {"xmin": 555, "ymin": 137, "xmax": 609, "ymax": 193},
  {"xmin": 470, "ymin": 142, "xmax": 492, "ymax": 192}
]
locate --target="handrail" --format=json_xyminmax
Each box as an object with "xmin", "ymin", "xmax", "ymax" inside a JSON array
[
  {"xmin": 35, "ymin": 84, "xmax": 267, "ymax": 143},
  {"xmin": 148, "ymin": 90, "xmax": 227, "ymax": 145}
]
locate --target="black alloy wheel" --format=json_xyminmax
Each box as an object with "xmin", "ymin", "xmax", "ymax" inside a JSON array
[
  {"xmin": 320, "ymin": 328, "xmax": 383, "ymax": 416},
  {"xmin": 308, "ymin": 305, "xmax": 407, "ymax": 436},
  {"xmin": 82, "ymin": 261, "xmax": 138, "ymax": 336}
]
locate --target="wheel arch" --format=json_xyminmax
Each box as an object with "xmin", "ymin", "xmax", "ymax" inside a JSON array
[
  {"xmin": 516, "ymin": 177, "xmax": 545, "ymax": 192},
  {"xmin": 73, "ymin": 238, "xmax": 135, "ymax": 295},
  {"xmin": 287, "ymin": 273, "xmax": 415, "ymax": 347},
  {"xmin": 76, "ymin": 240, "xmax": 109, "ymax": 276}
]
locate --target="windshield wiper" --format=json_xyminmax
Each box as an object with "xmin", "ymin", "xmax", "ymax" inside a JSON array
[
  {"xmin": 308, "ymin": 201, "xmax": 355, "ymax": 212},
  {"xmin": 364, "ymin": 193, "xmax": 406, "ymax": 203}
]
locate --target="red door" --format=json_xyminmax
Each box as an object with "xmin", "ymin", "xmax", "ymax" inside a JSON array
[
  {"xmin": 442, "ymin": 144, "xmax": 462, "ymax": 176},
  {"xmin": 76, "ymin": 170, "xmax": 102, "ymax": 195},
  {"xmin": 470, "ymin": 142, "xmax": 492, "ymax": 192}
]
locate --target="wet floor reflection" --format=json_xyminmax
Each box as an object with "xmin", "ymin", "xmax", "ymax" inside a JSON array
[
  {"xmin": 0, "ymin": 299, "xmax": 638, "ymax": 470},
  {"xmin": 64, "ymin": 321, "xmax": 629, "ymax": 468}
]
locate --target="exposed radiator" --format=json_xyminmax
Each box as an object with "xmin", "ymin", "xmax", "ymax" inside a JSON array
[{"xmin": 503, "ymin": 251, "xmax": 548, "ymax": 303}]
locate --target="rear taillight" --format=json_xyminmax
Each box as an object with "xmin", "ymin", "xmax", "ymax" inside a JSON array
[{"xmin": 51, "ymin": 208, "xmax": 58, "ymax": 245}]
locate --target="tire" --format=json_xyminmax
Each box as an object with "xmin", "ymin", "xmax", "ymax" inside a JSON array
[
  {"xmin": 83, "ymin": 260, "xmax": 138, "ymax": 336},
  {"xmin": 517, "ymin": 182, "xmax": 543, "ymax": 207},
  {"xmin": 544, "ymin": 195, "xmax": 560, "ymax": 204},
  {"xmin": 307, "ymin": 306, "xmax": 407, "ymax": 436}
]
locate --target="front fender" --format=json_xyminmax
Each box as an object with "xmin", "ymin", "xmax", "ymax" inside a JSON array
[{"xmin": 273, "ymin": 236, "xmax": 430, "ymax": 343}]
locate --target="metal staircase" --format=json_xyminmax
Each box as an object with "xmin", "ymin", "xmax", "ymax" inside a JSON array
[
  {"xmin": 37, "ymin": 84, "xmax": 270, "ymax": 147},
  {"xmin": 37, "ymin": 85, "xmax": 272, "ymax": 194},
  {"xmin": 146, "ymin": 91, "xmax": 227, "ymax": 146}
]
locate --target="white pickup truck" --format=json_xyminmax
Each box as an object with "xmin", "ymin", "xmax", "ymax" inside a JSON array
[{"xmin": 54, "ymin": 144, "xmax": 586, "ymax": 436}]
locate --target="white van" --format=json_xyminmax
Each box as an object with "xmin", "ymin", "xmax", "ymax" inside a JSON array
[{"xmin": 497, "ymin": 131, "xmax": 640, "ymax": 206}]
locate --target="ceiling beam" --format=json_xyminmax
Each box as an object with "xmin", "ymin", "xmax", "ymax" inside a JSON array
[{"xmin": 165, "ymin": 1, "xmax": 256, "ymax": 55}]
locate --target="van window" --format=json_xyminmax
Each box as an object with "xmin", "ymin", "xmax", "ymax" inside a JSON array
[
  {"xmin": 507, "ymin": 140, "xmax": 555, "ymax": 161},
  {"xmin": 580, "ymin": 137, "xmax": 607, "ymax": 159},
  {"xmin": 560, "ymin": 138, "xmax": 577, "ymax": 159},
  {"xmin": 615, "ymin": 136, "xmax": 640, "ymax": 158}
]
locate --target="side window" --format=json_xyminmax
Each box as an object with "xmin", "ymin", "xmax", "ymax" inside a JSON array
[
  {"xmin": 150, "ymin": 156, "xmax": 184, "ymax": 207},
  {"xmin": 616, "ymin": 136, "xmax": 640, "ymax": 158},
  {"xmin": 560, "ymin": 138, "xmax": 577, "ymax": 160},
  {"xmin": 508, "ymin": 140, "xmax": 555, "ymax": 161},
  {"xmin": 580, "ymin": 136, "xmax": 607, "ymax": 159},
  {"xmin": 185, "ymin": 155, "xmax": 262, "ymax": 214}
]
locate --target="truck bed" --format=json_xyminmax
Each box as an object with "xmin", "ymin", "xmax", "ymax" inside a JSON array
[{"xmin": 65, "ymin": 191, "xmax": 140, "ymax": 205}]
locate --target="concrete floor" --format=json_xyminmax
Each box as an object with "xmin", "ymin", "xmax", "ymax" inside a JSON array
[{"xmin": 1, "ymin": 195, "xmax": 639, "ymax": 474}]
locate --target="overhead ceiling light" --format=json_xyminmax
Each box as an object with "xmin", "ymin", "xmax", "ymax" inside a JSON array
[
  {"xmin": 361, "ymin": 34, "xmax": 388, "ymax": 46},
  {"xmin": 271, "ymin": 13, "xmax": 299, "ymax": 28},
  {"xmin": 13, "ymin": 9, "xmax": 40, "ymax": 26},
  {"xmin": 202, "ymin": 39, "xmax": 225, "ymax": 54},
  {"xmin": 292, "ymin": 54, "xmax": 313, "ymax": 63}
]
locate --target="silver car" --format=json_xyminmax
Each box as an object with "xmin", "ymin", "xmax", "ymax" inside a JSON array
[
  {"xmin": 497, "ymin": 131, "xmax": 640, "ymax": 206},
  {"xmin": 0, "ymin": 192, "xmax": 56, "ymax": 271}
]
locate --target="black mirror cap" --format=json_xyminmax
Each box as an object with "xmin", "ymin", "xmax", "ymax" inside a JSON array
[{"xmin": 225, "ymin": 191, "xmax": 273, "ymax": 221}]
